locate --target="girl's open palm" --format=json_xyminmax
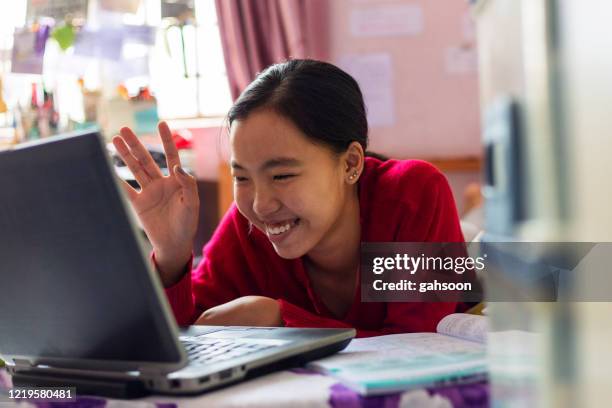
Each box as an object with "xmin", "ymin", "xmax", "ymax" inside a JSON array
[{"xmin": 112, "ymin": 122, "xmax": 199, "ymax": 286}]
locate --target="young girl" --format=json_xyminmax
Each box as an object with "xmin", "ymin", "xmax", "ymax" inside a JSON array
[{"xmin": 113, "ymin": 59, "xmax": 465, "ymax": 338}]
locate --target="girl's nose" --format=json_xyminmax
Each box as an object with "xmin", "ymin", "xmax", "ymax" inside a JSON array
[{"xmin": 252, "ymin": 185, "xmax": 281, "ymax": 218}]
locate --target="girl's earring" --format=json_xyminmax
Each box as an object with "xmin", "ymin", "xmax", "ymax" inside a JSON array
[{"xmin": 349, "ymin": 171, "xmax": 359, "ymax": 181}]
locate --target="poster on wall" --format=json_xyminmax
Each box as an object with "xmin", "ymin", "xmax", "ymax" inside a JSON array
[
  {"xmin": 338, "ymin": 53, "xmax": 395, "ymax": 128},
  {"xmin": 350, "ymin": 4, "xmax": 423, "ymax": 38},
  {"xmin": 11, "ymin": 28, "xmax": 45, "ymax": 75},
  {"xmin": 74, "ymin": 28, "xmax": 124, "ymax": 59}
]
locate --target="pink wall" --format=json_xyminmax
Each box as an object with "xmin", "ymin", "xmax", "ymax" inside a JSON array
[{"xmin": 329, "ymin": 0, "xmax": 481, "ymax": 160}]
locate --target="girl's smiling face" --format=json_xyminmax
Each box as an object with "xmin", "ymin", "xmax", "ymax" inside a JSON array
[{"xmin": 230, "ymin": 109, "xmax": 355, "ymax": 259}]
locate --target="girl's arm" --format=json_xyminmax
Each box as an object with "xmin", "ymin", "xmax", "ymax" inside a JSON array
[
  {"xmin": 278, "ymin": 300, "xmax": 456, "ymax": 338},
  {"xmin": 160, "ymin": 205, "xmax": 255, "ymax": 326}
]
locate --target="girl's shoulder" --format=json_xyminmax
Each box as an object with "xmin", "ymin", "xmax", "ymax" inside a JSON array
[
  {"xmin": 359, "ymin": 157, "xmax": 461, "ymax": 242},
  {"xmin": 361, "ymin": 157, "xmax": 448, "ymax": 200}
]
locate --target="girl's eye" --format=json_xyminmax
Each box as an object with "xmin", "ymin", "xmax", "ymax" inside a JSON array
[
  {"xmin": 273, "ymin": 174, "xmax": 295, "ymax": 181},
  {"xmin": 233, "ymin": 176, "xmax": 248, "ymax": 182}
]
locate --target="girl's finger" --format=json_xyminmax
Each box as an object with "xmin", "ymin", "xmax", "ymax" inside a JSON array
[
  {"xmin": 158, "ymin": 121, "xmax": 181, "ymax": 171},
  {"xmin": 112, "ymin": 136, "xmax": 152, "ymax": 188},
  {"xmin": 173, "ymin": 165, "xmax": 199, "ymax": 208},
  {"xmin": 119, "ymin": 127, "xmax": 163, "ymax": 179}
]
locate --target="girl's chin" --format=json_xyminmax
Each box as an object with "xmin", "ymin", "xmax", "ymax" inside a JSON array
[
  {"xmin": 271, "ymin": 242, "xmax": 308, "ymax": 260},
  {"xmin": 252, "ymin": 219, "xmax": 313, "ymax": 258}
]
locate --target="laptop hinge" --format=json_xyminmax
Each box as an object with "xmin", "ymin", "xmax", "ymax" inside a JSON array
[
  {"xmin": 12, "ymin": 358, "xmax": 33, "ymax": 368},
  {"xmin": 7, "ymin": 358, "xmax": 34, "ymax": 374},
  {"xmin": 137, "ymin": 366, "xmax": 168, "ymax": 378}
]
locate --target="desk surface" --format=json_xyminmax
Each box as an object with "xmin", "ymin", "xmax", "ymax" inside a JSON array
[{"xmin": 1, "ymin": 368, "xmax": 488, "ymax": 408}]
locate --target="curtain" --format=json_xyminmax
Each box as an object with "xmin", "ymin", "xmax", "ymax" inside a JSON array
[{"xmin": 215, "ymin": 0, "xmax": 329, "ymax": 100}]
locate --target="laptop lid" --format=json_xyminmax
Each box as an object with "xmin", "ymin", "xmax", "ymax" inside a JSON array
[{"xmin": 0, "ymin": 130, "xmax": 187, "ymax": 375}]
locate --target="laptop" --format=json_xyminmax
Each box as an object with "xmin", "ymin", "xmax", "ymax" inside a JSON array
[{"xmin": 0, "ymin": 130, "xmax": 355, "ymax": 397}]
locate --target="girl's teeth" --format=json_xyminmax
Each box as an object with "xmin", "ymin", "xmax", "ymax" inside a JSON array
[{"xmin": 267, "ymin": 221, "xmax": 295, "ymax": 235}]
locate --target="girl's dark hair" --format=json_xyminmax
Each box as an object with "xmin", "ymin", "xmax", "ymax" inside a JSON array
[{"xmin": 228, "ymin": 59, "xmax": 368, "ymax": 154}]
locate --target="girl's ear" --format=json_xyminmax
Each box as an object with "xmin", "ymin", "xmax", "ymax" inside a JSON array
[{"xmin": 343, "ymin": 141, "xmax": 365, "ymax": 184}]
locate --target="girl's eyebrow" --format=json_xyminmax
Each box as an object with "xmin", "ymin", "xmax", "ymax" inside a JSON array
[
  {"xmin": 262, "ymin": 158, "xmax": 302, "ymax": 170},
  {"xmin": 231, "ymin": 158, "xmax": 302, "ymax": 171}
]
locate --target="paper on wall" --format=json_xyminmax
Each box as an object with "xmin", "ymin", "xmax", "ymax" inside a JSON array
[
  {"xmin": 74, "ymin": 28, "xmax": 124, "ymax": 60},
  {"xmin": 122, "ymin": 25, "xmax": 157, "ymax": 46},
  {"xmin": 11, "ymin": 29, "xmax": 45, "ymax": 75},
  {"xmin": 350, "ymin": 4, "xmax": 424, "ymax": 38},
  {"xmin": 338, "ymin": 53, "xmax": 395, "ymax": 128}
]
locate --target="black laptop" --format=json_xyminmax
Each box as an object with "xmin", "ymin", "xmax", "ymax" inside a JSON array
[{"xmin": 0, "ymin": 130, "xmax": 355, "ymax": 398}]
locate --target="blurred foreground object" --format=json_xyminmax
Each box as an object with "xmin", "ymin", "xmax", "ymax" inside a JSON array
[{"xmin": 475, "ymin": 0, "xmax": 612, "ymax": 406}]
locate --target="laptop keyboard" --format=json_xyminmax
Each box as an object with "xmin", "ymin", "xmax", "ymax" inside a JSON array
[{"xmin": 181, "ymin": 337, "xmax": 279, "ymax": 365}]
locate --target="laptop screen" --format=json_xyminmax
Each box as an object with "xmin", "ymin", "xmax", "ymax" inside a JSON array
[{"xmin": 0, "ymin": 131, "xmax": 185, "ymax": 372}]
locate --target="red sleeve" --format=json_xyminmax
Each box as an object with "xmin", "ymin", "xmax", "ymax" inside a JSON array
[
  {"xmin": 154, "ymin": 253, "xmax": 197, "ymax": 326},
  {"xmin": 396, "ymin": 166, "xmax": 475, "ymax": 312},
  {"xmin": 159, "ymin": 205, "xmax": 254, "ymax": 326}
]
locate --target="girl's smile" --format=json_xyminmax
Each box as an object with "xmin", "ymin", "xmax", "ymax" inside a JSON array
[{"xmin": 264, "ymin": 218, "xmax": 300, "ymax": 242}]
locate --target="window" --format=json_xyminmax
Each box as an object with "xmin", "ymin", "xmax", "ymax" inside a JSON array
[
  {"xmin": 2, "ymin": 0, "xmax": 231, "ymax": 124},
  {"xmin": 151, "ymin": 0, "xmax": 232, "ymax": 118}
]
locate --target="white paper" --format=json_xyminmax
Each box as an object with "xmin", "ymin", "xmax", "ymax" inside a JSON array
[
  {"xmin": 350, "ymin": 4, "xmax": 423, "ymax": 37},
  {"xmin": 309, "ymin": 333, "xmax": 484, "ymax": 374},
  {"xmin": 74, "ymin": 28, "xmax": 124, "ymax": 60},
  {"xmin": 445, "ymin": 46, "xmax": 478, "ymax": 74},
  {"xmin": 122, "ymin": 25, "xmax": 157, "ymax": 46},
  {"xmin": 337, "ymin": 53, "xmax": 395, "ymax": 127},
  {"xmin": 340, "ymin": 332, "xmax": 484, "ymax": 357},
  {"xmin": 436, "ymin": 313, "xmax": 488, "ymax": 344}
]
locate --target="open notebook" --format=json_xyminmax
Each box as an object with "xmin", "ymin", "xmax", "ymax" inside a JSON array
[{"xmin": 308, "ymin": 314, "xmax": 488, "ymax": 395}]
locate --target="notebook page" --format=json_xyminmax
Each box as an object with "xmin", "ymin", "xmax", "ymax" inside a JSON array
[
  {"xmin": 436, "ymin": 313, "xmax": 488, "ymax": 344},
  {"xmin": 342, "ymin": 332, "xmax": 483, "ymax": 355},
  {"xmin": 312, "ymin": 332, "xmax": 485, "ymax": 373}
]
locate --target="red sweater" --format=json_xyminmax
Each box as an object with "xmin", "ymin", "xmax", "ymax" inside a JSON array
[{"xmin": 162, "ymin": 158, "xmax": 464, "ymax": 337}]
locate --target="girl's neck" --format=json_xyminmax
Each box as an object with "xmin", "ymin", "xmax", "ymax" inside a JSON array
[{"xmin": 305, "ymin": 188, "xmax": 361, "ymax": 277}]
